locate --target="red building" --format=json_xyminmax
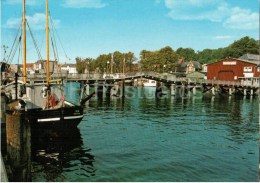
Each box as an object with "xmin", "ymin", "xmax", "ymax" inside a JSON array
[{"xmin": 207, "ymin": 58, "xmax": 260, "ymax": 81}]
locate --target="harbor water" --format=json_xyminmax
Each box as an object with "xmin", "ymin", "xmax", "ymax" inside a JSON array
[{"xmin": 31, "ymin": 82, "xmax": 259, "ymax": 181}]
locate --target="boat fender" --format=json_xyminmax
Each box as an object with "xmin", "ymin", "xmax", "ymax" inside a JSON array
[
  {"xmin": 19, "ymin": 84, "xmax": 26, "ymax": 97},
  {"xmin": 41, "ymin": 86, "xmax": 48, "ymax": 98}
]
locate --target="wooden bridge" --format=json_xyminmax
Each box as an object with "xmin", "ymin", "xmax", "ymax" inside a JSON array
[
  {"xmin": 24, "ymin": 71, "xmax": 259, "ymax": 97},
  {"xmin": 27, "ymin": 71, "xmax": 259, "ymax": 88}
]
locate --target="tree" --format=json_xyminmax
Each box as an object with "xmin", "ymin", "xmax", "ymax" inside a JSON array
[
  {"xmin": 196, "ymin": 36, "xmax": 259, "ymax": 64},
  {"xmin": 176, "ymin": 47, "xmax": 198, "ymax": 61},
  {"xmin": 75, "ymin": 57, "xmax": 87, "ymax": 74},
  {"xmin": 139, "ymin": 46, "xmax": 180, "ymax": 73},
  {"xmin": 226, "ymin": 36, "xmax": 259, "ymax": 58}
]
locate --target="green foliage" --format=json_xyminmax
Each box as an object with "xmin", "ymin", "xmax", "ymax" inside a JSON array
[
  {"xmin": 76, "ymin": 57, "xmax": 94, "ymax": 74},
  {"xmin": 75, "ymin": 57, "xmax": 86, "ymax": 74},
  {"xmin": 75, "ymin": 36, "xmax": 259, "ymax": 73},
  {"xmin": 176, "ymin": 47, "xmax": 198, "ymax": 61},
  {"xmin": 197, "ymin": 36, "xmax": 259, "ymax": 64},
  {"xmin": 225, "ymin": 36, "xmax": 259, "ymax": 58},
  {"xmin": 76, "ymin": 51, "xmax": 137, "ymax": 74},
  {"xmin": 140, "ymin": 46, "xmax": 180, "ymax": 73}
]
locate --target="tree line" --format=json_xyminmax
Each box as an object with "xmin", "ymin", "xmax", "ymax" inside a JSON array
[{"xmin": 76, "ymin": 36, "xmax": 259, "ymax": 74}]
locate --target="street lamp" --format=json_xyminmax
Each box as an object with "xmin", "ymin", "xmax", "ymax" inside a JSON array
[{"xmin": 163, "ymin": 64, "xmax": 166, "ymax": 73}]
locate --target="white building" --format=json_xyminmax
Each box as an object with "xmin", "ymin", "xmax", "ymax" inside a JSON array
[{"xmin": 60, "ymin": 64, "xmax": 77, "ymax": 74}]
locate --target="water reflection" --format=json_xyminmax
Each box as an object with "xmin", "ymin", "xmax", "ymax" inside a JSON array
[
  {"xmin": 31, "ymin": 128, "xmax": 95, "ymax": 182},
  {"xmin": 202, "ymin": 95, "xmax": 258, "ymax": 143}
]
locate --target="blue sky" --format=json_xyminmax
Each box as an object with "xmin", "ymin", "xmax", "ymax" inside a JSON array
[{"xmin": 1, "ymin": 0, "xmax": 259, "ymax": 63}]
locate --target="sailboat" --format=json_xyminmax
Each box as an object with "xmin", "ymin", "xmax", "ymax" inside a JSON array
[{"xmin": 2, "ymin": 0, "xmax": 92, "ymax": 129}]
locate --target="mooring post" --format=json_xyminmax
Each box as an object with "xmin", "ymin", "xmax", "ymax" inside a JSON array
[
  {"xmin": 244, "ymin": 89, "xmax": 247, "ymax": 96},
  {"xmin": 122, "ymin": 80, "xmax": 125, "ymax": 98},
  {"xmin": 97, "ymin": 81, "xmax": 103, "ymax": 100},
  {"xmin": 105, "ymin": 84, "xmax": 112, "ymax": 98},
  {"xmin": 85, "ymin": 83, "xmax": 90, "ymax": 96},
  {"xmin": 211, "ymin": 87, "xmax": 215, "ymax": 96},
  {"xmin": 170, "ymin": 84, "xmax": 176, "ymax": 96},
  {"xmin": 192, "ymin": 86, "xmax": 196, "ymax": 95},
  {"xmin": 229, "ymin": 88, "xmax": 233, "ymax": 96},
  {"xmin": 111, "ymin": 82, "xmax": 119, "ymax": 97},
  {"xmin": 6, "ymin": 101, "xmax": 31, "ymax": 182},
  {"xmin": 155, "ymin": 81, "xmax": 162, "ymax": 98},
  {"xmin": 250, "ymin": 89, "xmax": 254, "ymax": 96}
]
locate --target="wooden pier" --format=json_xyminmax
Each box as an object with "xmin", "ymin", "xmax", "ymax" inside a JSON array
[{"xmin": 24, "ymin": 71, "xmax": 259, "ymax": 97}]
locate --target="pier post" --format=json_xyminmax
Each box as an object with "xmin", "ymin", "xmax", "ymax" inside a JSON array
[
  {"xmin": 97, "ymin": 81, "xmax": 103, "ymax": 100},
  {"xmin": 229, "ymin": 88, "xmax": 233, "ymax": 96},
  {"xmin": 243, "ymin": 89, "xmax": 247, "ymax": 96},
  {"xmin": 85, "ymin": 84, "xmax": 90, "ymax": 96},
  {"xmin": 111, "ymin": 82, "xmax": 120, "ymax": 97},
  {"xmin": 121, "ymin": 80, "xmax": 125, "ymax": 98},
  {"xmin": 211, "ymin": 87, "xmax": 215, "ymax": 96},
  {"xmin": 105, "ymin": 84, "xmax": 112, "ymax": 98},
  {"xmin": 250, "ymin": 89, "xmax": 254, "ymax": 96},
  {"xmin": 6, "ymin": 101, "xmax": 31, "ymax": 181},
  {"xmin": 170, "ymin": 84, "xmax": 176, "ymax": 96},
  {"xmin": 192, "ymin": 86, "xmax": 196, "ymax": 95},
  {"xmin": 180, "ymin": 85, "xmax": 187, "ymax": 97},
  {"xmin": 155, "ymin": 82, "xmax": 162, "ymax": 98}
]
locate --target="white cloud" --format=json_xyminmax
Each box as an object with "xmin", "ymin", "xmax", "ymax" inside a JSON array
[
  {"xmin": 5, "ymin": 13, "xmax": 60, "ymax": 30},
  {"xmin": 224, "ymin": 7, "xmax": 259, "ymax": 30},
  {"xmin": 3, "ymin": 0, "xmax": 38, "ymax": 6},
  {"xmin": 62, "ymin": 0, "xmax": 106, "ymax": 8},
  {"xmin": 165, "ymin": 0, "xmax": 229, "ymax": 22},
  {"xmin": 213, "ymin": 35, "xmax": 231, "ymax": 40},
  {"xmin": 164, "ymin": 0, "xmax": 259, "ymax": 30}
]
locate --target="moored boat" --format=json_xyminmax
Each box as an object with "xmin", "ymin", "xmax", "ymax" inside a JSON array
[{"xmin": 1, "ymin": 0, "xmax": 93, "ymax": 129}]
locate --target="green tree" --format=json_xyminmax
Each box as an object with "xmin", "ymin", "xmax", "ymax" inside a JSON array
[
  {"xmin": 75, "ymin": 57, "xmax": 87, "ymax": 74},
  {"xmin": 140, "ymin": 46, "xmax": 180, "ymax": 73},
  {"xmin": 225, "ymin": 36, "xmax": 259, "ymax": 58},
  {"xmin": 176, "ymin": 47, "xmax": 198, "ymax": 61}
]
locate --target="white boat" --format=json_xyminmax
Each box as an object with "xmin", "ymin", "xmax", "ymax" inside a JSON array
[{"xmin": 143, "ymin": 79, "xmax": 156, "ymax": 87}]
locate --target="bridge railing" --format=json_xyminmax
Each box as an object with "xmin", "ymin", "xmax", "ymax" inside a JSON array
[{"xmin": 25, "ymin": 72, "xmax": 259, "ymax": 88}]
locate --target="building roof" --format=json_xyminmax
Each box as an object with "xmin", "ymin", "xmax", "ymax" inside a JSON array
[
  {"xmin": 26, "ymin": 63, "xmax": 34, "ymax": 68},
  {"xmin": 206, "ymin": 57, "xmax": 260, "ymax": 66},
  {"xmin": 186, "ymin": 71, "xmax": 205, "ymax": 78},
  {"xmin": 35, "ymin": 60, "xmax": 57, "ymax": 64},
  {"xmin": 61, "ymin": 63, "xmax": 76, "ymax": 67},
  {"xmin": 239, "ymin": 53, "xmax": 260, "ymax": 61},
  {"xmin": 178, "ymin": 61, "xmax": 201, "ymax": 72}
]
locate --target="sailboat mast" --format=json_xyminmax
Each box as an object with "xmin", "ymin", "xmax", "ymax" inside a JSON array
[
  {"xmin": 46, "ymin": 0, "xmax": 50, "ymax": 84},
  {"xmin": 22, "ymin": 0, "xmax": 26, "ymax": 84}
]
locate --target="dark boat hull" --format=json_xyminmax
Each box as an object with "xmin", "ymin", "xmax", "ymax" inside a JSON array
[{"xmin": 28, "ymin": 105, "xmax": 84, "ymax": 129}]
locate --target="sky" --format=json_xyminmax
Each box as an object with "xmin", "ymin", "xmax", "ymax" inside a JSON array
[{"xmin": 1, "ymin": 0, "xmax": 259, "ymax": 64}]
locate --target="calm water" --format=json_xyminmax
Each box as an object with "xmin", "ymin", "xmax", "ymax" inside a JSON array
[{"xmin": 32, "ymin": 82, "xmax": 259, "ymax": 182}]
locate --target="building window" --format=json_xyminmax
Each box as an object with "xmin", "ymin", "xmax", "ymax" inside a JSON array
[
  {"xmin": 257, "ymin": 67, "xmax": 260, "ymax": 72},
  {"xmin": 244, "ymin": 66, "xmax": 252, "ymax": 72}
]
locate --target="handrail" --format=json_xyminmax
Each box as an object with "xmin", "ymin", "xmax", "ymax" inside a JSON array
[{"xmin": 5, "ymin": 72, "xmax": 259, "ymax": 87}]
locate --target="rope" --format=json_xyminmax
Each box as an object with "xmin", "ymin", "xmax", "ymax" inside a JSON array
[
  {"xmin": 6, "ymin": 23, "xmax": 22, "ymax": 64},
  {"xmin": 17, "ymin": 42, "xmax": 21, "ymax": 73},
  {"xmin": 26, "ymin": 22, "xmax": 43, "ymax": 61},
  {"xmin": 8, "ymin": 36, "xmax": 21, "ymax": 65},
  {"xmin": 49, "ymin": 11, "xmax": 59, "ymax": 63},
  {"xmin": 49, "ymin": 11, "xmax": 69, "ymax": 60},
  {"xmin": 49, "ymin": 10, "xmax": 66, "ymax": 95}
]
